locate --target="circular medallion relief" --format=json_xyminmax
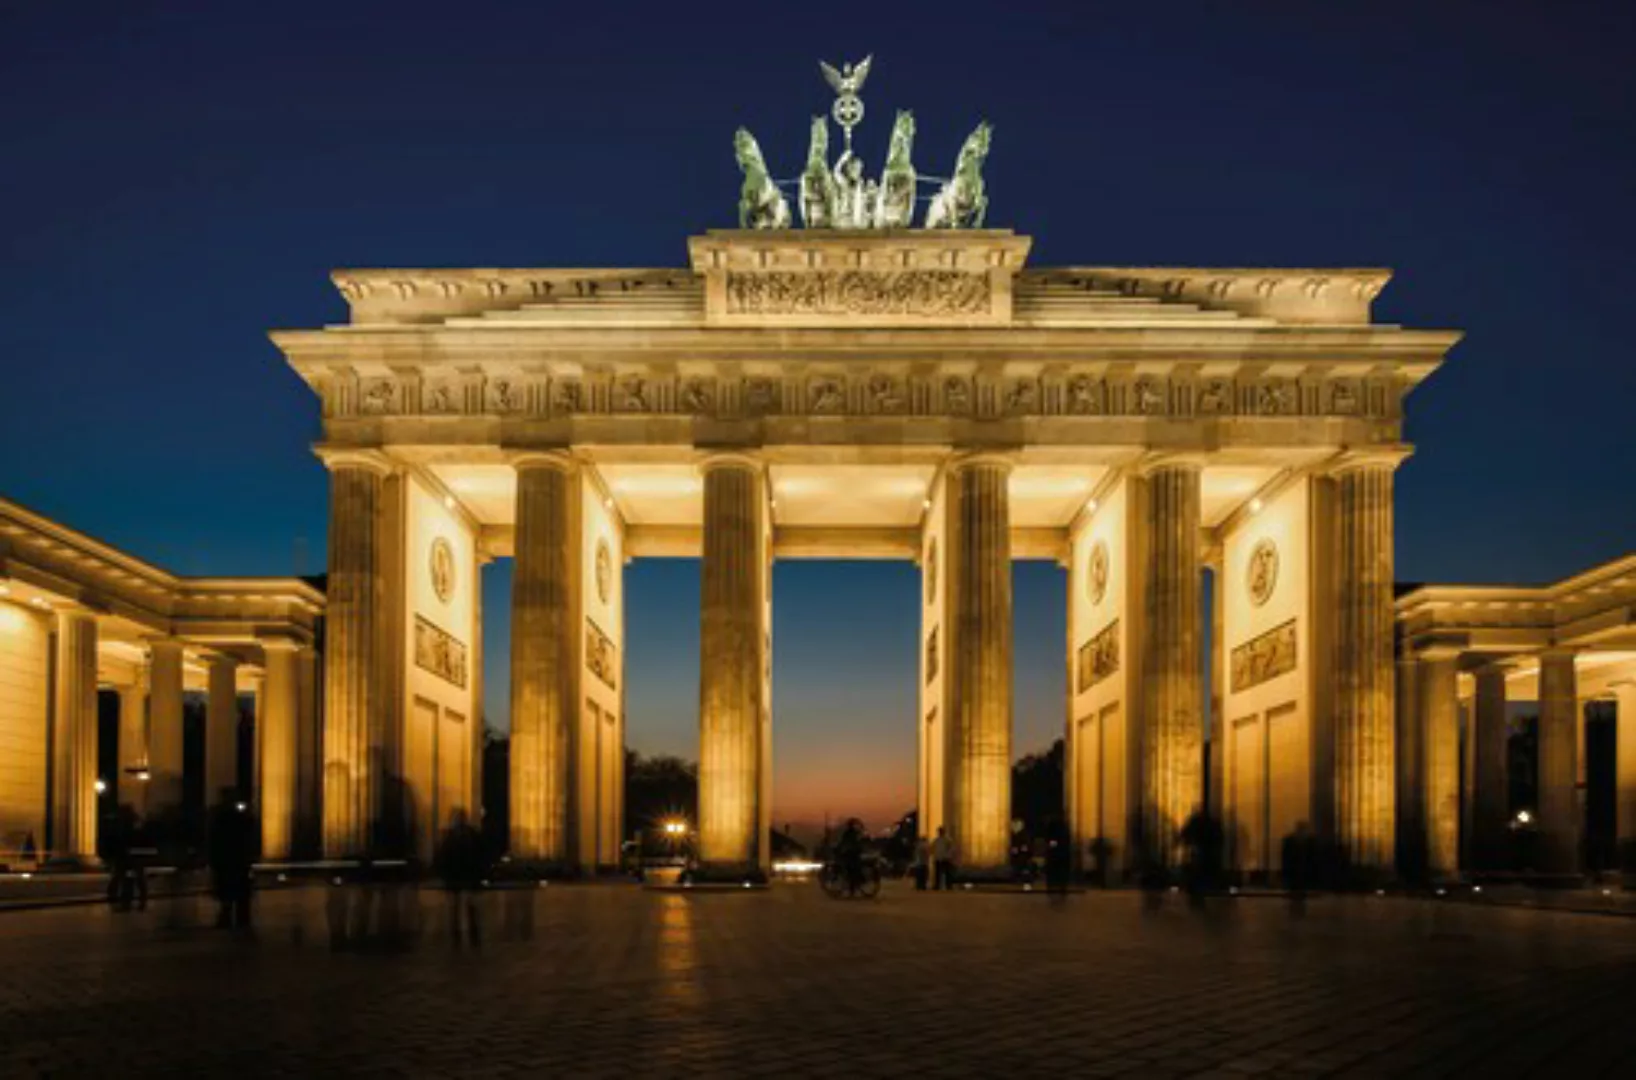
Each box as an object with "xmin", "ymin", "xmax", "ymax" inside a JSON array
[
  {"xmin": 595, "ymin": 538, "xmax": 612, "ymax": 605},
  {"xmin": 1247, "ymin": 538, "xmax": 1279, "ymax": 607},
  {"xmin": 1087, "ymin": 541, "xmax": 1110, "ymax": 605},
  {"xmin": 429, "ymin": 537, "xmax": 456, "ymax": 603},
  {"xmin": 925, "ymin": 539, "xmax": 938, "ymax": 604}
]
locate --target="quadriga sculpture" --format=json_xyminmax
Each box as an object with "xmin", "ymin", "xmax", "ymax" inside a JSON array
[
  {"xmin": 873, "ymin": 110, "xmax": 917, "ymax": 228},
  {"xmin": 799, "ymin": 116, "xmax": 838, "ymax": 228},
  {"xmin": 735, "ymin": 127, "xmax": 791, "ymax": 230},
  {"xmin": 925, "ymin": 121, "xmax": 992, "ymax": 230}
]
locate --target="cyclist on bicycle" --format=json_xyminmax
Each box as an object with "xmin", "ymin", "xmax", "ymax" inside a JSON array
[{"xmin": 835, "ymin": 818, "xmax": 867, "ymax": 892}]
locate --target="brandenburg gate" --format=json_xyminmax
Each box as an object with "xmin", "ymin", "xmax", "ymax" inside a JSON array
[{"xmin": 272, "ymin": 62, "xmax": 1458, "ymax": 880}]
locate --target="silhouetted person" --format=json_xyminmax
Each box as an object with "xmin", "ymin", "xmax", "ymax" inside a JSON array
[
  {"xmin": 911, "ymin": 835, "xmax": 931, "ymax": 891},
  {"xmin": 835, "ymin": 819, "xmax": 866, "ymax": 894},
  {"xmin": 105, "ymin": 804, "xmax": 150, "ymax": 911},
  {"xmin": 931, "ymin": 826, "xmax": 956, "ymax": 891},
  {"xmin": 207, "ymin": 789, "xmax": 256, "ymax": 930},
  {"xmin": 1044, "ymin": 816, "xmax": 1072, "ymax": 899},
  {"xmin": 1282, "ymin": 821, "xmax": 1315, "ymax": 916},
  {"xmin": 1179, "ymin": 807, "xmax": 1224, "ymax": 906},
  {"xmin": 435, "ymin": 808, "xmax": 486, "ymax": 948}
]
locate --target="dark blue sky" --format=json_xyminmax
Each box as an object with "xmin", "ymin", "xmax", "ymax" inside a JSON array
[{"xmin": 5, "ymin": 1, "xmax": 1634, "ymax": 822}]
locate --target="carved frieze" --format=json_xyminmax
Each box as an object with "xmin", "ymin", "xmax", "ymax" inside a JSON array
[
  {"xmin": 616, "ymin": 375, "xmax": 650, "ymax": 412},
  {"xmin": 1005, "ymin": 379, "xmax": 1038, "ymax": 415},
  {"xmin": 744, "ymin": 376, "xmax": 780, "ymax": 415},
  {"xmin": 488, "ymin": 378, "xmax": 524, "ymax": 413},
  {"xmin": 414, "ymin": 615, "xmax": 467, "ymax": 689},
  {"xmin": 551, "ymin": 379, "xmax": 582, "ymax": 414},
  {"xmin": 724, "ymin": 270, "xmax": 991, "ymax": 318},
  {"xmin": 1197, "ymin": 378, "xmax": 1233, "ymax": 415},
  {"xmin": 680, "ymin": 378, "xmax": 715, "ymax": 415},
  {"xmin": 944, "ymin": 376, "xmax": 972, "ymax": 415},
  {"xmin": 1066, "ymin": 375, "xmax": 1103, "ymax": 415},
  {"xmin": 809, "ymin": 376, "xmax": 846, "ymax": 414},
  {"xmin": 586, "ymin": 618, "xmax": 618, "ymax": 690},
  {"xmin": 1076, "ymin": 620, "xmax": 1119, "ymax": 693},
  {"xmin": 1255, "ymin": 379, "xmax": 1297, "ymax": 416},
  {"xmin": 423, "ymin": 382, "xmax": 458, "ymax": 414},
  {"xmin": 360, "ymin": 379, "xmax": 397, "ymax": 415},
  {"xmin": 1134, "ymin": 378, "xmax": 1167, "ymax": 415},
  {"xmin": 1230, "ymin": 618, "xmax": 1297, "ymax": 693},
  {"xmin": 868, "ymin": 374, "xmax": 906, "ymax": 414}
]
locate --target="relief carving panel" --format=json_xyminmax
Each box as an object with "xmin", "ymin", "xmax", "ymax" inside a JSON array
[
  {"xmin": 1230, "ymin": 618, "xmax": 1297, "ymax": 693},
  {"xmin": 724, "ymin": 270, "xmax": 991, "ymax": 317},
  {"xmin": 1076, "ymin": 620, "xmax": 1120, "ymax": 693},
  {"xmin": 414, "ymin": 615, "xmax": 468, "ymax": 689}
]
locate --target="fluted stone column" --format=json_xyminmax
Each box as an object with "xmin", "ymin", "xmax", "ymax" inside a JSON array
[
  {"xmin": 1332, "ymin": 463, "xmax": 1397, "ymax": 873},
  {"xmin": 698, "ymin": 455, "xmax": 770, "ymax": 876},
  {"xmin": 1471, "ymin": 667, "xmax": 1510, "ymax": 872},
  {"xmin": 1137, "ymin": 464, "xmax": 1202, "ymax": 864},
  {"xmin": 116, "ymin": 682, "xmax": 148, "ymax": 813},
  {"xmin": 944, "ymin": 456, "xmax": 1012, "ymax": 875},
  {"xmin": 1416, "ymin": 653, "xmax": 1460, "ymax": 878},
  {"xmin": 295, "ymin": 646, "xmax": 320, "ymax": 857},
  {"xmin": 509, "ymin": 453, "xmax": 578, "ymax": 866},
  {"xmin": 259, "ymin": 642, "xmax": 301, "ymax": 860},
  {"xmin": 205, "ymin": 655, "xmax": 240, "ymax": 803},
  {"xmin": 146, "ymin": 637, "xmax": 186, "ymax": 821},
  {"xmin": 321, "ymin": 453, "xmax": 391, "ymax": 857},
  {"xmin": 1537, "ymin": 650, "xmax": 1579, "ymax": 874},
  {"xmin": 1208, "ymin": 560, "xmax": 1225, "ymax": 821},
  {"xmin": 51, "ymin": 609, "xmax": 99, "ymax": 862}
]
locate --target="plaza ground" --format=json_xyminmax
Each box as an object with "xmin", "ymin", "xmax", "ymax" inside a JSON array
[{"xmin": 2, "ymin": 883, "xmax": 1634, "ymax": 1077}]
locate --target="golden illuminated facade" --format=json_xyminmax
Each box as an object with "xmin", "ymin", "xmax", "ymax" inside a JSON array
[
  {"xmin": 0, "ymin": 497, "xmax": 321, "ymax": 864},
  {"xmin": 272, "ymin": 228, "xmax": 1458, "ymax": 878}
]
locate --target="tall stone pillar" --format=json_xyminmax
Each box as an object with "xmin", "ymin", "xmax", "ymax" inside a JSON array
[
  {"xmin": 509, "ymin": 452, "xmax": 578, "ymax": 867},
  {"xmin": 1471, "ymin": 667, "xmax": 1510, "ymax": 872},
  {"xmin": 1207, "ymin": 559, "xmax": 1225, "ymax": 821},
  {"xmin": 1537, "ymin": 650, "xmax": 1579, "ymax": 875},
  {"xmin": 1331, "ymin": 461, "xmax": 1397, "ymax": 874},
  {"xmin": 1136, "ymin": 463, "xmax": 1201, "ymax": 864},
  {"xmin": 320, "ymin": 451, "xmax": 391, "ymax": 857},
  {"xmin": 146, "ymin": 637, "xmax": 186, "ymax": 822},
  {"xmin": 295, "ymin": 646, "xmax": 320, "ymax": 856},
  {"xmin": 942, "ymin": 455, "xmax": 1013, "ymax": 875},
  {"xmin": 1415, "ymin": 653, "xmax": 1460, "ymax": 879},
  {"xmin": 698, "ymin": 454, "xmax": 771, "ymax": 876},
  {"xmin": 50, "ymin": 609, "xmax": 99, "ymax": 862},
  {"xmin": 116, "ymin": 682, "xmax": 148, "ymax": 813},
  {"xmin": 205, "ymin": 655, "xmax": 240, "ymax": 803},
  {"xmin": 259, "ymin": 641, "xmax": 301, "ymax": 860}
]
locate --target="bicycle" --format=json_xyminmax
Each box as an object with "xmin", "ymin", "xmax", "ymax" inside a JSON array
[{"xmin": 818, "ymin": 856, "xmax": 882, "ymax": 900}]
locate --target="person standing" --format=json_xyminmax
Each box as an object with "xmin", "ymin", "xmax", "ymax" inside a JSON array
[
  {"xmin": 435, "ymin": 808, "xmax": 486, "ymax": 948},
  {"xmin": 1044, "ymin": 816, "xmax": 1071, "ymax": 899},
  {"xmin": 931, "ymin": 826, "xmax": 956, "ymax": 891},
  {"xmin": 207, "ymin": 789, "xmax": 256, "ymax": 930},
  {"xmin": 911, "ymin": 834, "xmax": 931, "ymax": 891}
]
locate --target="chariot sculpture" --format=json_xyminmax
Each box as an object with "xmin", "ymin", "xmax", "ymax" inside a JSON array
[{"xmin": 732, "ymin": 56, "xmax": 993, "ymax": 231}]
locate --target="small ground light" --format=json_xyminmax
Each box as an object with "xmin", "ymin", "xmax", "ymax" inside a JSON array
[
  {"xmin": 1472, "ymin": 885, "xmax": 1482, "ymax": 894},
  {"xmin": 1515, "ymin": 809, "xmax": 1534, "ymax": 825},
  {"xmin": 94, "ymin": 778, "xmax": 107, "ymax": 795},
  {"xmin": 1603, "ymin": 888, "xmax": 1613, "ymax": 897},
  {"xmin": 742, "ymin": 881, "xmax": 752, "ymax": 889},
  {"xmin": 277, "ymin": 873, "xmax": 288, "ymax": 883},
  {"xmin": 1229, "ymin": 886, "xmax": 1239, "ymax": 895},
  {"xmin": 1435, "ymin": 888, "xmax": 1446, "ymax": 896},
  {"xmin": 1376, "ymin": 889, "xmax": 1386, "ymax": 896},
  {"xmin": 235, "ymin": 802, "xmax": 248, "ymax": 812}
]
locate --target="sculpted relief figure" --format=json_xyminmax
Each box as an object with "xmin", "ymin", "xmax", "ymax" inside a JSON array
[
  {"xmin": 1006, "ymin": 379, "xmax": 1037, "ymax": 414},
  {"xmin": 1067, "ymin": 375, "xmax": 1101, "ymax": 414},
  {"xmin": 1197, "ymin": 379, "xmax": 1231, "ymax": 414},
  {"xmin": 799, "ymin": 117, "xmax": 838, "ymax": 228},
  {"xmin": 926, "ymin": 122, "xmax": 992, "ymax": 229},
  {"xmin": 873, "ymin": 110, "xmax": 917, "ymax": 228},
  {"xmin": 1135, "ymin": 378, "xmax": 1166, "ymax": 415},
  {"xmin": 681, "ymin": 378, "xmax": 714, "ymax": 414},
  {"xmin": 745, "ymin": 376, "xmax": 779, "ymax": 414},
  {"xmin": 944, "ymin": 376, "xmax": 972, "ymax": 414},
  {"xmin": 618, "ymin": 375, "xmax": 648, "ymax": 412},
  {"xmin": 810, "ymin": 377, "xmax": 845, "ymax": 413},
  {"xmin": 734, "ymin": 128, "xmax": 791, "ymax": 230},
  {"xmin": 868, "ymin": 373, "xmax": 904, "ymax": 413}
]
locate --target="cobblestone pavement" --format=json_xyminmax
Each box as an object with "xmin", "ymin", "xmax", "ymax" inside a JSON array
[{"xmin": 2, "ymin": 882, "xmax": 1634, "ymax": 1078}]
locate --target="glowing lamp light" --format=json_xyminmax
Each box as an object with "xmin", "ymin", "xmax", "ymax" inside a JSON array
[
  {"xmin": 137, "ymin": 769, "xmax": 151, "ymax": 782},
  {"xmin": 1086, "ymin": 497, "xmax": 1098, "ymax": 513},
  {"xmin": 442, "ymin": 494, "xmax": 455, "ymax": 510},
  {"xmin": 662, "ymin": 819, "xmax": 689, "ymax": 836},
  {"xmin": 235, "ymin": 801, "xmax": 248, "ymax": 813},
  {"xmin": 1515, "ymin": 809, "xmax": 1534, "ymax": 826},
  {"xmin": 93, "ymin": 779, "xmax": 107, "ymax": 795},
  {"xmin": 1248, "ymin": 497, "xmax": 1264, "ymax": 515}
]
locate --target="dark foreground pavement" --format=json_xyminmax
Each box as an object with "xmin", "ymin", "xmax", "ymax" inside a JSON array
[{"xmin": 2, "ymin": 882, "xmax": 1633, "ymax": 1077}]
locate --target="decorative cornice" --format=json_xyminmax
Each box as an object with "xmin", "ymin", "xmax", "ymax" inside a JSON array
[{"xmin": 313, "ymin": 446, "xmax": 395, "ymax": 477}]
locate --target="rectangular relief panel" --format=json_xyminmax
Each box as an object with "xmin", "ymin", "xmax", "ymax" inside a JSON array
[
  {"xmin": 1230, "ymin": 619, "xmax": 1296, "ymax": 693},
  {"xmin": 1076, "ymin": 620, "xmax": 1120, "ymax": 693},
  {"xmin": 585, "ymin": 618, "xmax": 618, "ymax": 691},
  {"xmin": 413, "ymin": 615, "xmax": 468, "ymax": 689}
]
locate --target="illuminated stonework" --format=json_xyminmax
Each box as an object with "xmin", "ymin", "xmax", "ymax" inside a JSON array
[{"xmin": 270, "ymin": 224, "xmax": 1460, "ymax": 880}]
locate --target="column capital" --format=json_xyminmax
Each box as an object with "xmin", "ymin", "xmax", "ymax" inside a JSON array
[
  {"xmin": 698, "ymin": 450, "xmax": 764, "ymax": 474},
  {"xmin": 1322, "ymin": 445, "xmax": 1413, "ymax": 476},
  {"xmin": 258, "ymin": 636, "xmax": 303, "ymax": 655},
  {"xmin": 508, "ymin": 448, "xmax": 577, "ymax": 473},
  {"xmin": 142, "ymin": 635, "xmax": 184, "ymax": 658},
  {"xmin": 1129, "ymin": 451, "xmax": 1206, "ymax": 477},
  {"xmin": 314, "ymin": 446, "xmax": 396, "ymax": 477},
  {"xmin": 946, "ymin": 450, "xmax": 1014, "ymax": 474}
]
